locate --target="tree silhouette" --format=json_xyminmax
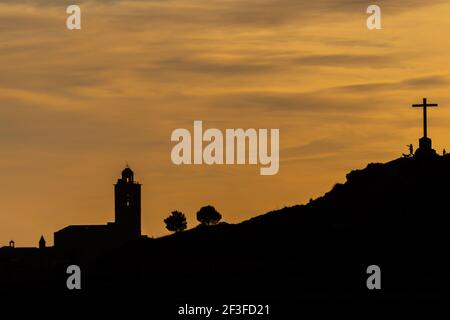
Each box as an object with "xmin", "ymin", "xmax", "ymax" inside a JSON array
[
  {"xmin": 196, "ymin": 205, "xmax": 222, "ymax": 226},
  {"xmin": 164, "ymin": 211, "xmax": 187, "ymax": 233}
]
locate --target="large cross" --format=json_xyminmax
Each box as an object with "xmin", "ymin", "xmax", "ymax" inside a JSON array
[{"xmin": 412, "ymin": 98, "xmax": 438, "ymax": 138}]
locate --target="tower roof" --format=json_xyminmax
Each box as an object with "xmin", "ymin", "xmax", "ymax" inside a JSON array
[{"xmin": 122, "ymin": 166, "xmax": 133, "ymax": 175}]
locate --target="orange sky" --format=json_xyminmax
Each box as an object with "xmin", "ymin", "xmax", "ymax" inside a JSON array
[{"xmin": 1, "ymin": 0, "xmax": 450, "ymax": 247}]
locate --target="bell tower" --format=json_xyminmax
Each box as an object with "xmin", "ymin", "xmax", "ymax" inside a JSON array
[{"xmin": 115, "ymin": 165, "xmax": 141, "ymax": 239}]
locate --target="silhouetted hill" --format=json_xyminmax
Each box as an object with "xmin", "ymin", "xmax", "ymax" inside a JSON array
[
  {"xmin": 90, "ymin": 154, "xmax": 450, "ymax": 301},
  {"xmin": 3, "ymin": 154, "xmax": 450, "ymax": 304}
]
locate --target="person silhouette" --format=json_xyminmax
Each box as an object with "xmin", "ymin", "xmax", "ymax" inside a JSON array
[
  {"xmin": 403, "ymin": 144, "xmax": 414, "ymax": 158},
  {"xmin": 443, "ymin": 149, "xmax": 446, "ymax": 156}
]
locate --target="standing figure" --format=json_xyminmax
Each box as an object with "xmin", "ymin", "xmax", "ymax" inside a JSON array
[{"xmin": 403, "ymin": 144, "xmax": 414, "ymax": 158}]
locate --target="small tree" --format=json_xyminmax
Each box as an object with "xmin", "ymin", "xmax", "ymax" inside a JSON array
[
  {"xmin": 164, "ymin": 211, "xmax": 187, "ymax": 233},
  {"xmin": 196, "ymin": 205, "xmax": 222, "ymax": 226}
]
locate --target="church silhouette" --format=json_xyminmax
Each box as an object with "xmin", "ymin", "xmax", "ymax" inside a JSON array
[
  {"xmin": 54, "ymin": 166, "xmax": 143, "ymax": 254},
  {"xmin": 1, "ymin": 166, "xmax": 144, "ymax": 255}
]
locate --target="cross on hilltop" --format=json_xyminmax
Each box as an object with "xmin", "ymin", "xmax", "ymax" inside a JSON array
[
  {"xmin": 411, "ymin": 97, "xmax": 439, "ymax": 157},
  {"xmin": 412, "ymin": 98, "xmax": 438, "ymax": 139}
]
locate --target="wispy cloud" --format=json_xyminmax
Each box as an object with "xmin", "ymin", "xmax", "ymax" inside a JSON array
[{"xmin": 335, "ymin": 75, "xmax": 450, "ymax": 93}]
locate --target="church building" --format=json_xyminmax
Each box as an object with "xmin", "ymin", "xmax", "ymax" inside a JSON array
[{"xmin": 54, "ymin": 166, "xmax": 142, "ymax": 253}]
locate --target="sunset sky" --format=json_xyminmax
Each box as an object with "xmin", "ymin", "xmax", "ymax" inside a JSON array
[{"xmin": 1, "ymin": 0, "xmax": 450, "ymax": 246}]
